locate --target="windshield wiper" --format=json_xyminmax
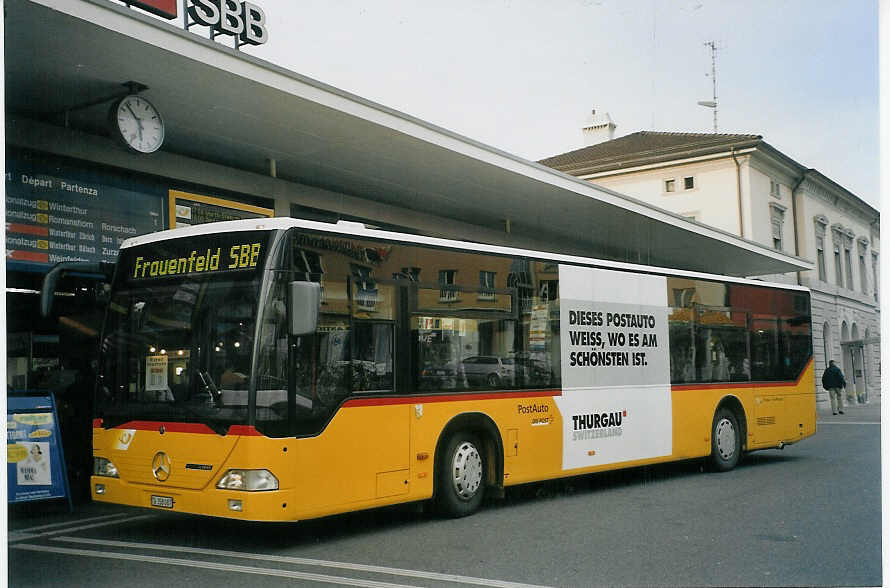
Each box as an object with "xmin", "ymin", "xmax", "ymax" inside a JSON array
[{"xmin": 197, "ymin": 370, "xmax": 223, "ymax": 407}]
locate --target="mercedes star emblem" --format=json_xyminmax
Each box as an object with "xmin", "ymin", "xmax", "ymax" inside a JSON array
[{"xmin": 152, "ymin": 452, "xmax": 172, "ymax": 482}]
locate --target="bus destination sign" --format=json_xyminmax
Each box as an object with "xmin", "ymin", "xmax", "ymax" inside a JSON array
[{"xmin": 124, "ymin": 231, "xmax": 270, "ymax": 282}]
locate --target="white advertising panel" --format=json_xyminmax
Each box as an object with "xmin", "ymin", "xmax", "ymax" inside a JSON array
[
  {"xmin": 555, "ymin": 265, "xmax": 672, "ymax": 470},
  {"xmin": 145, "ymin": 354, "xmax": 169, "ymax": 391},
  {"xmin": 17, "ymin": 442, "xmax": 52, "ymax": 485}
]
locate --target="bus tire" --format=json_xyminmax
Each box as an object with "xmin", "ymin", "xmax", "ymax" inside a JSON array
[
  {"xmin": 710, "ymin": 407, "xmax": 741, "ymax": 471},
  {"xmin": 436, "ymin": 433, "xmax": 485, "ymax": 517}
]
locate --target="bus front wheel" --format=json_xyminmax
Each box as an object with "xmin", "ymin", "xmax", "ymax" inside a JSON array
[
  {"xmin": 710, "ymin": 407, "xmax": 741, "ymax": 471},
  {"xmin": 436, "ymin": 433, "xmax": 485, "ymax": 517}
]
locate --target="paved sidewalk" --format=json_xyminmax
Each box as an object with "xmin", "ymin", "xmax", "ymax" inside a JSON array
[
  {"xmin": 818, "ymin": 393, "xmax": 882, "ymax": 423},
  {"xmin": 8, "ymin": 494, "xmax": 132, "ymax": 533}
]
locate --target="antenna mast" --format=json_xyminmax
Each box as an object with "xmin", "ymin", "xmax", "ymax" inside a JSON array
[{"xmin": 704, "ymin": 41, "xmax": 718, "ymax": 133}]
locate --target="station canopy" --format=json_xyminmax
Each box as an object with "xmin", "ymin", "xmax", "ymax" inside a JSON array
[{"xmin": 6, "ymin": 0, "xmax": 813, "ymax": 277}]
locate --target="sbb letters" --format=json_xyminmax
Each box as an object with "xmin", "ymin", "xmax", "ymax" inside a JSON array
[{"xmin": 189, "ymin": 0, "xmax": 269, "ymax": 45}]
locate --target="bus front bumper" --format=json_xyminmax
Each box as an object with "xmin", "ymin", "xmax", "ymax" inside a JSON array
[{"xmin": 91, "ymin": 476, "xmax": 295, "ymax": 522}]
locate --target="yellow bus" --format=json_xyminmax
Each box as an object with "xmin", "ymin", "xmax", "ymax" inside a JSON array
[{"xmin": 90, "ymin": 217, "xmax": 815, "ymax": 520}]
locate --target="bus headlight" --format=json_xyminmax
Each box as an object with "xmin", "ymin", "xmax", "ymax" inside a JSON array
[
  {"xmin": 93, "ymin": 457, "xmax": 119, "ymax": 478},
  {"xmin": 216, "ymin": 469, "xmax": 278, "ymax": 491}
]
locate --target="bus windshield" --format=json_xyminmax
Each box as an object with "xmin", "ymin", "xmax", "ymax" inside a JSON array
[{"xmin": 95, "ymin": 231, "xmax": 271, "ymax": 434}]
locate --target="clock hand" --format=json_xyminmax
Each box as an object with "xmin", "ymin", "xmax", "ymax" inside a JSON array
[{"xmin": 125, "ymin": 103, "xmax": 145, "ymax": 130}]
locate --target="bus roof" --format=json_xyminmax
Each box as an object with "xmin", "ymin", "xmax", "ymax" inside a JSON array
[{"xmin": 120, "ymin": 217, "xmax": 809, "ymax": 293}]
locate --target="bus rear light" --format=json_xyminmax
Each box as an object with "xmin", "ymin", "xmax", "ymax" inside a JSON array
[
  {"xmin": 216, "ymin": 469, "xmax": 278, "ymax": 491},
  {"xmin": 94, "ymin": 457, "xmax": 119, "ymax": 478}
]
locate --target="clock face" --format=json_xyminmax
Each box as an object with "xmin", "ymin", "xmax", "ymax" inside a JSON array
[{"xmin": 114, "ymin": 95, "xmax": 164, "ymax": 153}]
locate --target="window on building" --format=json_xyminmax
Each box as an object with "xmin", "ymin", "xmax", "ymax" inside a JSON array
[
  {"xmin": 507, "ymin": 260, "xmax": 534, "ymax": 314},
  {"xmin": 438, "ymin": 269, "xmax": 458, "ymax": 302},
  {"xmin": 394, "ymin": 267, "xmax": 421, "ymax": 282},
  {"xmin": 664, "ymin": 179, "xmax": 675, "ymax": 192},
  {"xmin": 859, "ymin": 252, "xmax": 868, "ymax": 293},
  {"xmin": 351, "ymin": 264, "xmax": 378, "ymax": 311},
  {"xmin": 770, "ymin": 179, "xmax": 781, "ymax": 198},
  {"xmin": 834, "ymin": 245, "xmax": 843, "ymax": 286},
  {"xmin": 873, "ymin": 253, "xmax": 879, "ymax": 303},
  {"xmin": 844, "ymin": 248, "xmax": 854, "ymax": 290},
  {"xmin": 814, "ymin": 217, "xmax": 829, "ymax": 282},
  {"xmin": 683, "ymin": 176, "xmax": 695, "ymax": 190},
  {"xmin": 539, "ymin": 279, "xmax": 559, "ymax": 301},
  {"xmin": 478, "ymin": 271, "xmax": 496, "ymax": 301},
  {"xmin": 770, "ymin": 205, "xmax": 785, "ymax": 251},
  {"xmin": 771, "ymin": 223, "xmax": 782, "ymax": 250},
  {"xmin": 673, "ymin": 287, "xmax": 696, "ymax": 307}
]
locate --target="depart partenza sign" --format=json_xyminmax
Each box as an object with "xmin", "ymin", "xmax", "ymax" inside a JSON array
[{"xmin": 124, "ymin": 0, "xmax": 269, "ymax": 46}]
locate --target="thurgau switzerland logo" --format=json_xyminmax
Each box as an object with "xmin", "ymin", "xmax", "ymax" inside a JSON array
[
  {"xmin": 572, "ymin": 409, "xmax": 626, "ymax": 441},
  {"xmin": 152, "ymin": 452, "xmax": 172, "ymax": 482}
]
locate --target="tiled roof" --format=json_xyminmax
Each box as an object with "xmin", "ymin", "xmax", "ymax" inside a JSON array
[{"xmin": 539, "ymin": 131, "xmax": 763, "ymax": 175}]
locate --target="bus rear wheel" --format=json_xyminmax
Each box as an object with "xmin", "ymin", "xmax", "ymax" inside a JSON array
[
  {"xmin": 710, "ymin": 407, "xmax": 741, "ymax": 471},
  {"xmin": 436, "ymin": 433, "xmax": 485, "ymax": 517}
]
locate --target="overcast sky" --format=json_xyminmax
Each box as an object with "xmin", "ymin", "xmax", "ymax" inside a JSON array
[{"xmin": 209, "ymin": 0, "xmax": 879, "ymax": 207}]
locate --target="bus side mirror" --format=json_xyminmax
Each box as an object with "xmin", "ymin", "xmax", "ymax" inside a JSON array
[
  {"xmin": 40, "ymin": 261, "xmax": 114, "ymax": 317},
  {"xmin": 288, "ymin": 281, "xmax": 320, "ymax": 336}
]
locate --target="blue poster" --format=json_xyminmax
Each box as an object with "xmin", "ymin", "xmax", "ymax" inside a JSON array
[{"xmin": 7, "ymin": 394, "xmax": 71, "ymax": 505}]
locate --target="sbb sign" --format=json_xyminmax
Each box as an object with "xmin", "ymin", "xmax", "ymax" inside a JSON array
[
  {"xmin": 189, "ymin": 0, "xmax": 269, "ymax": 46},
  {"xmin": 121, "ymin": 0, "xmax": 269, "ymax": 46},
  {"xmin": 126, "ymin": 0, "xmax": 178, "ymax": 19}
]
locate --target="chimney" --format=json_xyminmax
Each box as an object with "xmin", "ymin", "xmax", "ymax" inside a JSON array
[{"xmin": 581, "ymin": 108, "xmax": 616, "ymax": 146}]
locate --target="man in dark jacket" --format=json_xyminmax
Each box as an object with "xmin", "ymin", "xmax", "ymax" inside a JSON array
[{"xmin": 822, "ymin": 360, "xmax": 847, "ymax": 415}]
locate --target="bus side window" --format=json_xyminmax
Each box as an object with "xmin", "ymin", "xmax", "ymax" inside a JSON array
[
  {"xmin": 350, "ymin": 322, "xmax": 394, "ymax": 393},
  {"xmin": 750, "ymin": 315, "xmax": 780, "ymax": 381},
  {"xmin": 406, "ymin": 256, "xmax": 561, "ymax": 392},
  {"xmin": 256, "ymin": 271, "xmax": 289, "ymax": 391}
]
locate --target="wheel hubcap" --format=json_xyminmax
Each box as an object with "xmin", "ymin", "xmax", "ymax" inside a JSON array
[
  {"xmin": 715, "ymin": 417, "xmax": 736, "ymax": 460},
  {"xmin": 451, "ymin": 441, "xmax": 483, "ymax": 500}
]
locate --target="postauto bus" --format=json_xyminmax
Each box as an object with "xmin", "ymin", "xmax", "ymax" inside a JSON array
[{"xmin": 89, "ymin": 217, "xmax": 815, "ymax": 520}]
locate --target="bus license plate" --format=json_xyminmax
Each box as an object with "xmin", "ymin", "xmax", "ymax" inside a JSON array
[{"xmin": 151, "ymin": 495, "xmax": 174, "ymax": 508}]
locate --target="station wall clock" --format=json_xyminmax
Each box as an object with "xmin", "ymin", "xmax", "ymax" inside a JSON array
[{"xmin": 110, "ymin": 94, "xmax": 165, "ymax": 154}]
